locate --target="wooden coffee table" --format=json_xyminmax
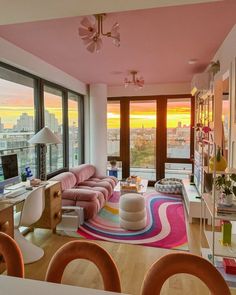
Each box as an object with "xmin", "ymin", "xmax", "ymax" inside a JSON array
[{"xmin": 114, "ymin": 179, "xmax": 148, "ymax": 195}]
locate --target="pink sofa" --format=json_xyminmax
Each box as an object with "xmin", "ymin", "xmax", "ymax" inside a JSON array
[{"xmin": 50, "ymin": 164, "xmax": 118, "ymax": 220}]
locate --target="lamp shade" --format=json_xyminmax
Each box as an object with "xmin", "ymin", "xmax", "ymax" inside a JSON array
[{"xmin": 28, "ymin": 127, "xmax": 62, "ymax": 145}]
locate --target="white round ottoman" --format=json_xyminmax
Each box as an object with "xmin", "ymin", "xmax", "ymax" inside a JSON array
[{"xmin": 119, "ymin": 193, "xmax": 147, "ymax": 230}]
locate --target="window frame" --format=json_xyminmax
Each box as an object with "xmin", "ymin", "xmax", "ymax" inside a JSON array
[
  {"xmin": 0, "ymin": 61, "xmax": 84, "ymax": 179},
  {"xmin": 107, "ymin": 95, "xmax": 194, "ymax": 182}
]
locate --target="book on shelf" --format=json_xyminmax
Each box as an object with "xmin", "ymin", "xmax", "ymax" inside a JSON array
[
  {"xmin": 216, "ymin": 203, "xmax": 236, "ymax": 214},
  {"xmin": 202, "ymin": 249, "xmax": 236, "ymax": 287}
]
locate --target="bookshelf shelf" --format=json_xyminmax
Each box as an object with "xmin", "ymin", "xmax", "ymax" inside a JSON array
[
  {"xmin": 204, "ymin": 230, "xmax": 236, "ymax": 258},
  {"xmin": 202, "ymin": 193, "xmax": 236, "ymax": 221},
  {"xmin": 200, "ymin": 139, "xmax": 236, "ymax": 269},
  {"xmin": 203, "ymin": 167, "xmax": 236, "ymax": 175},
  {"xmin": 201, "ymin": 248, "xmax": 236, "ymax": 288}
]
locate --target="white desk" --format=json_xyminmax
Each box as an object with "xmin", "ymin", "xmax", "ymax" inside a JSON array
[{"xmin": 0, "ymin": 276, "xmax": 129, "ymax": 295}]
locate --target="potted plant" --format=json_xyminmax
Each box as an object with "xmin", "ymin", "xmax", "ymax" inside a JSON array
[
  {"xmin": 21, "ymin": 172, "xmax": 27, "ymax": 182},
  {"xmin": 215, "ymin": 174, "xmax": 236, "ymax": 206}
]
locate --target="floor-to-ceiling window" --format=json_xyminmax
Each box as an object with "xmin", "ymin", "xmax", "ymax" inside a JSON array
[
  {"xmin": 129, "ymin": 100, "xmax": 156, "ymax": 180},
  {"xmin": 165, "ymin": 97, "xmax": 193, "ymax": 179},
  {"xmin": 0, "ymin": 65, "xmax": 37, "ymax": 178},
  {"xmin": 44, "ymin": 85, "xmax": 64, "ymax": 174},
  {"xmin": 107, "ymin": 100, "xmax": 122, "ymax": 178},
  {"xmin": 107, "ymin": 95, "xmax": 193, "ymax": 183},
  {"xmin": 0, "ymin": 62, "xmax": 84, "ymax": 180}
]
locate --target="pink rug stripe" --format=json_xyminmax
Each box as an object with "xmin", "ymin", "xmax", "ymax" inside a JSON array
[{"xmin": 77, "ymin": 191, "xmax": 188, "ymax": 250}]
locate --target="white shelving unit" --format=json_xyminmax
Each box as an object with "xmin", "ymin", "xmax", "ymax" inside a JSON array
[{"xmin": 200, "ymin": 142, "xmax": 236, "ymax": 286}]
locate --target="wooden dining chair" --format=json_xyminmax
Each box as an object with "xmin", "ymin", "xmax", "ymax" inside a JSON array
[
  {"xmin": 0, "ymin": 232, "xmax": 24, "ymax": 277},
  {"xmin": 45, "ymin": 240, "xmax": 121, "ymax": 293},
  {"xmin": 141, "ymin": 252, "xmax": 230, "ymax": 295}
]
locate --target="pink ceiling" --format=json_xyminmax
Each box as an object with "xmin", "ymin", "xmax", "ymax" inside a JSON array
[{"xmin": 0, "ymin": 1, "xmax": 236, "ymax": 86}]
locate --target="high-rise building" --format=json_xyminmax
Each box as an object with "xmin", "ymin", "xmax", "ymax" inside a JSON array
[
  {"xmin": 0, "ymin": 117, "xmax": 4, "ymax": 132},
  {"xmin": 14, "ymin": 113, "xmax": 34, "ymax": 132},
  {"xmin": 45, "ymin": 110, "xmax": 59, "ymax": 132}
]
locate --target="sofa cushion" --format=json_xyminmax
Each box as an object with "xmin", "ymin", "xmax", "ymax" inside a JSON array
[
  {"xmin": 62, "ymin": 188, "xmax": 98, "ymax": 202},
  {"xmin": 78, "ymin": 180, "xmax": 113, "ymax": 197},
  {"xmin": 77, "ymin": 185, "xmax": 109, "ymax": 201},
  {"xmin": 70, "ymin": 164, "xmax": 96, "ymax": 184},
  {"xmin": 75, "ymin": 200, "xmax": 98, "ymax": 220},
  {"xmin": 50, "ymin": 172, "xmax": 76, "ymax": 191},
  {"xmin": 61, "ymin": 199, "xmax": 98, "ymax": 220},
  {"xmin": 90, "ymin": 176, "xmax": 118, "ymax": 189}
]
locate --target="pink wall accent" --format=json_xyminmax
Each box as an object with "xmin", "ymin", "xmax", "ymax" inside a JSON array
[{"xmin": 0, "ymin": 2, "xmax": 235, "ymax": 85}]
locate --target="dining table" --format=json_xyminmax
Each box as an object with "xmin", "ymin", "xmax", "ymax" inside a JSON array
[{"xmin": 0, "ymin": 276, "xmax": 129, "ymax": 295}]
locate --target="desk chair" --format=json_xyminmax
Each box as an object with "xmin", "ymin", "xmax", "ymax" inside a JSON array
[
  {"xmin": 45, "ymin": 240, "xmax": 121, "ymax": 293},
  {"xmin": 0, "ymin": 232, "xmax": 24, "ymax": 277},
  {"xmin": 141, "ymin": 252, "xmax": 230, "ymax": 295},
  {"xmin": 14, "ymin": 186, "xmax": 45, "ymax": 264}
]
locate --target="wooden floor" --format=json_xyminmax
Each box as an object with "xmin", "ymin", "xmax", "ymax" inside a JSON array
[{"xmin": 19, "ymin": 219, "xmax": 235, "ymax": 295}]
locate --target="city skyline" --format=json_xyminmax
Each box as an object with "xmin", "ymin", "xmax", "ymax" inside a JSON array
[
  {"xmin": 107, "ymin": 100, "xmax": 191, "ymax": 129},
  {"xmin": 0, "ymin": 78, "xmax": 79, "ymax": 128}
]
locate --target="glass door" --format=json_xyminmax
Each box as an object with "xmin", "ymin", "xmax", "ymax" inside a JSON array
[{"xmin": 129, "ymin": 100, "xmax": 156, "ymax": 180}]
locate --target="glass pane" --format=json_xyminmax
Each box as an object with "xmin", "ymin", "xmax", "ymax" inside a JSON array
[
  {"xmin": 130, "ymin": 100, "xmax": 156, "ymax": 180},
  {"xmin": 68, "ymin": 92, "xmax": 81, "ymax": 167},
  {"xmin": 167, "ymin": 98, "xmax": 191, "ymax": 159},
  {"xmin": 44, "ymin": 85, "xmax": 63, "ymax": 173},
  {"xmin": 0, "ymin": 66, "xmax": 36, "ymax": 177},
  {"xmin": 107, "ymin": 101, "xmax": 120, "ymax": 157},
  {"xmin": 165, "ymin": 163, "xmax": 192, "ymax": 179}
]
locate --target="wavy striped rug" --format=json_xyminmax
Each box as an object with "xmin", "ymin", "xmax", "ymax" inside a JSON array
[{"xmin": 77, "ymin": 191, "xmax": 188, "ymax": 250}]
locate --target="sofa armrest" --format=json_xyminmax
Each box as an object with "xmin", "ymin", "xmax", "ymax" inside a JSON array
[{"xmin": 62, "ymin": 189, "xmax": 98, "ymax": 202}]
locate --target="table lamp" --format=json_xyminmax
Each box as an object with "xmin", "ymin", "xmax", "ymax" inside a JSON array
[{"xmin": 28, "ymin": 127, "xmax": 62, "ymax": 181}]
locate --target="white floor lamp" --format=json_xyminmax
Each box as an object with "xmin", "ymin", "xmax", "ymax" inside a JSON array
[{"xmin": 28, "ymin": 127, "xmax": 62, "ymax": 180}]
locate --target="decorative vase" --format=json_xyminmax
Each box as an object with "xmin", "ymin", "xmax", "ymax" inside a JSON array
[{"xmin": 209, "ymin": 146, "xmax": 227, "ymax": 172}]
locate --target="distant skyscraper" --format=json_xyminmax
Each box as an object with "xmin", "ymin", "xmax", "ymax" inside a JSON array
[
  {"xmin": 45, "ymin": 110, "xmax": 59, "ymax": 132},
  {"xmin": 14, "ymin": 113, "xmax": 34, "ymax": 132},
  {"xmin": 0, "ymin": 117, "xmax": 4, "ymax": 132},
  {"xmin": 177, "ymin": 121, "xmax": 182, "ymax": 128}
]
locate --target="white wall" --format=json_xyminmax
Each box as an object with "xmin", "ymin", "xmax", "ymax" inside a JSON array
[
  {"xmin": 108, "ymin": 82, "xmax": 191, "ymax": 97},
  {"xmin": 211, "ymin": 25, "xmax": 236, "ymax": 168},
  {"xmin": 89, "ymin": 84, "xmax": 107, "ymax": 175},
  {"xmin": 213, "ymin": 25, "xmax": 236, "ymax": 79},
  {"xmin": 0, "ymin": 37, "xmax": 87, "ymax": 95}
]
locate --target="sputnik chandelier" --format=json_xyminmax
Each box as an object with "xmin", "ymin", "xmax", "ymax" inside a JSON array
[
  {"xmin": 78, "ymin": 14, "xmax": 120, "ymax": 53},
  {"xmin": 124, "ymin": 71, "xmax": 145, "ymax": 89}
]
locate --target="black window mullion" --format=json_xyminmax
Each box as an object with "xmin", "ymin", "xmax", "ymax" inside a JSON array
[
  {"xmin": 34, "ymin": 78, "xmax": 44, "ymax": 179},
  {"xmin": 79, "ymin": 95, "xmax": 85, "ymax": 164},
  {"xmin": 63, "ymin": 90, "xmax": 69, "ymax": 169}
]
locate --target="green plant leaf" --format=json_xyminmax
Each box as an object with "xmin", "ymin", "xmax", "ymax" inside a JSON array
[
  {"xmin": 216, "ymin": 146, "xmax": 221, "ymax": 162},
  {"xmin": 233, "ymin": 186, "xmax": 236, "ymax": 196},
  {"xmin": 230, "ymin": 174, "xmax": 236, "ymax": 182}
]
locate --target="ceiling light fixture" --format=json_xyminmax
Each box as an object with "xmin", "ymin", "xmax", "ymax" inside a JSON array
[
  {"xmin": 78, "ymin": 14, "xmax": 120, "ymax": 53},
  {"xmin": 124, "ymin": 71, "xmax": 144, "ymax": 89},
  {"xmin": 188, "ymin": 59, "xmax": 198, "ymax": 65}
]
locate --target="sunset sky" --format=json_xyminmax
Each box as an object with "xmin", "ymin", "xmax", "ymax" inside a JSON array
[
  {"xmin": 1, "ymin": 77, "xmax": 228, "ymax": 131},
  {"xmin": 0, "ymin": 79, "xmax": 78, "ymax": 128},
  {"xmin": 107, "ymin": 100, "xmax": 191, "ymax": 129}
]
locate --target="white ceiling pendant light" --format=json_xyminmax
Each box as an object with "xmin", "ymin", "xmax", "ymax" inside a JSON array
[
  {"xmin": 78, "ymin": 14, "xmax": 120, "ymax": 53},
  {"xmin": 124, "ymin": 71, "xmax": 144, "ymax": 89}
]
